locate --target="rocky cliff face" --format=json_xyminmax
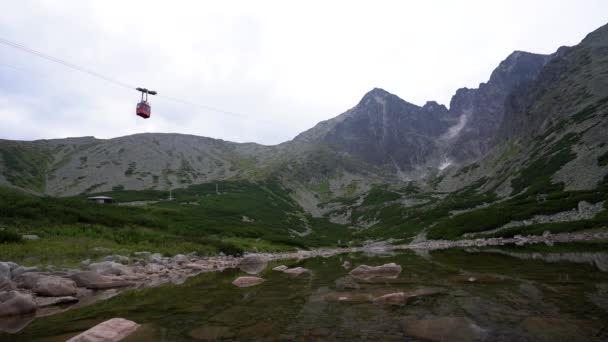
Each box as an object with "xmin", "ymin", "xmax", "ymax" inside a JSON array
[
  {"xmin": 294, "ymin": 88, "xmax": 457, "ymax": 174},
  {"xmin": 446, "ymin": 51, "xmax": 551, "ymax": 162}
]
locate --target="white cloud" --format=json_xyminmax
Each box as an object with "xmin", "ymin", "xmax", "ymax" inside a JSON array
[{"xmin": 0, "ymin": 0, "xmax": 607, "ymax": 144}]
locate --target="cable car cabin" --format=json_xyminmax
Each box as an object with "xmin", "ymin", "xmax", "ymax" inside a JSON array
[{"xmin": 136, "ymin": 101, "xmax": 151, "ymax": 119}]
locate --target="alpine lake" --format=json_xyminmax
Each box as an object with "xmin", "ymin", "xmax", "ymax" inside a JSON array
[{"xmin": 2, "ymin": 243, "xmax": 608, "ymax": 341}]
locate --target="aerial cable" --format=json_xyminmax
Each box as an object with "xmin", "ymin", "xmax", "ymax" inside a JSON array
[
  {"xmin": 0, "ymin": 36, "xmax": 259, "ymax": 119},
  {"xmin": 0, "ymin": 37, "xmax": 134, "ymax": 90}
]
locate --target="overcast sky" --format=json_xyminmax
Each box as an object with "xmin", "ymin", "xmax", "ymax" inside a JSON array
[{"xmin": 1, "ymin": 1, "xmax": 607, "ymax": 145}]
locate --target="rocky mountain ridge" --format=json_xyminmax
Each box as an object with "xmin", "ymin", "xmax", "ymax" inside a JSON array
[{"xmin": 1, "ymin": 23, "xmax": 607, "ymax": 214}]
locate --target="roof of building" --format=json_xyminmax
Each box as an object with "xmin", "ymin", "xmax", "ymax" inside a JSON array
[{"xmin": 87, "ymin": 196, "xmax": 114, "ymax": 200}]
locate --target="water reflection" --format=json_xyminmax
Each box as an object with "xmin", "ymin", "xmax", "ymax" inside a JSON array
[
  {"xmin": 3, "ymin": 245, "xmax": 608, "ymax": 341},
  {"xmin": 467, "ymin": 248, "xmax": 608, "ymax": 272}
]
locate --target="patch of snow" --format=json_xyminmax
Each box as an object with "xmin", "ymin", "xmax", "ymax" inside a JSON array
[
  {"xmin": 442, "ymin": 112, "xmax": 469, "ymax": 140},
  {"xmin": 438, "ymin": 158, "xmax": 452, "ymax": 171}
]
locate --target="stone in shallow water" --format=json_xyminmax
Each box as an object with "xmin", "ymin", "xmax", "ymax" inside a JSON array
[
  {"xmin": 349, "ymin": 263, "xmax": 402, "ymax": 280},
  {"xmin": 189, "ymin": 325, "xmax": 235, "ymax": 340},
  {"xmin": 272, "ymin": 265, "xmax": 289, "ymax": 272},
  {"xmin": 282, "ymin": 267, "xmax": 310, "ymax": 276},
  {"xmin": 0, "ymin": 313, "xmax": 35, "ymax": 333},
  {"xmin": 0, "ymin": 291, "xmax": 36, "ymax": 317},
  {"xmin": 373, "ymin": 292, "xmax": 406, "ymax": 305},
  {"xmin": 67, "ymin": 318, "xmax": 140, "ymax": 342},
  {"xmin": 232, "ymin": 276, "xmax": 265, "ymax": 287},
  {"xmin": 238, "ymin": 255, "xmax": 269, "ymax": 275},
  {"xmin": 401, "ymin": 317, "xmax": 485, "ymax": 342},
  {"xmin": 449, "ymin": 274, "xmax": 505, "ymax": 283}
]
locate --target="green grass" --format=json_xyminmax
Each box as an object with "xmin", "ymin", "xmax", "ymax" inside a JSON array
[
  {"xmin": 427, "ymin": 184, "xmax": 608, "ymax": 240},
  {"xmin": 361, "ymin": 186, "xmax": 401, "ymax": 206},
  {"xmin": 0, "ymin": 180, "xmax": 356, "ymax": 266},
  {"xmin": 511, "ymin": 133, "xmax": 580, "ymax": 195},
  {"xmin": 0, "ymin": 142, "xmax": 50, "ymax": 192}
]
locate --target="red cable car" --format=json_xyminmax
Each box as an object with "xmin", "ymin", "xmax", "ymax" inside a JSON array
[{"xmin": 136, "ymin": 87, "xmax": 157, "ymax": 119}]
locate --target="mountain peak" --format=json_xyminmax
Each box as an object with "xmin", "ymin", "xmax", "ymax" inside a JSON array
[{"xmin": 358, "ymin": 87, "xmax": 419, "ymax": 110}]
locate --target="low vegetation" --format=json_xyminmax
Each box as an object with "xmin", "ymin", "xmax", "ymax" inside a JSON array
[{"xmin": 0, "ymin": 180, "xmax": 353, "ymax": 266}]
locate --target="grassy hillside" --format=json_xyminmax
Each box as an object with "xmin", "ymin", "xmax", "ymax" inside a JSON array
[{"xmin": 0, "ymin": 180, "xmax": 352, "ymax": 267}]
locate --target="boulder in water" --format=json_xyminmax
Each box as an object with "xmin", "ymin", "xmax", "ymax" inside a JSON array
[
  {"xmin": 238, "ymin": 255, "xmax": 268, "ymax": 275},
  {"xmin": 349, "ymin": 263, "xmax": 402, "ymax": 280},
  {"xmin": 282, "ymin": 267, "xmax": 310, "ymax": 276},
  {"xmin": 232, "ymin": 276, "xmax": 265, "ymax": 288},
  {"xmin": 401, "ymin": 317, "xmax": 485, "ymax": 341}
]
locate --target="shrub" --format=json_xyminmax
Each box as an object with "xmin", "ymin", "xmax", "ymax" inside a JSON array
[{"xmin": 0, "ymin": 229, "xmax": 23, "ymax": 244}]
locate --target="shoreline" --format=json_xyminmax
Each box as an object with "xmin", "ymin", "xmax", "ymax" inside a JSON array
[{"xmin": 1, "ymin": 230, "xmax": 608, "ymax": 333}]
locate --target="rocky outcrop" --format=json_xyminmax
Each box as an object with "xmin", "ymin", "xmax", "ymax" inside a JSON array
[
  {"xmin": 31, "ymin": 275, "xmax": 77, "ymax": 297},
  {"xmin": 89, "ymin": 262, "xmax": 132, "ymax": 276},
  {"xmin": 69, "ymin": 272, "xmax": 132, "ymax": 289},
  {"xmin": 0, "ymin": 263, "xmax": 15, "ymax": 291},
  {"xmin": 67, "ymin": 318, "xmax": 140, "ymax": 342},
  {"xmin": 232, "ymin": 276, "xmax": 265, "ymax": 288}
]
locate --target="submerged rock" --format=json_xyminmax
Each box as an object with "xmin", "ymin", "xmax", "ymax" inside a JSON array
[
  {"xmin": 67, "ymin": 318, "xmax": 140, "ymax": 342},
  {"xmin": 282, "ymin": 267, "xmax": 310, "ymax": 276},
  {"xmin": 189, "ymin": 325, "xmax": 235, "ymax": 340},
  {"xmin": 0, "ymin": 291, "xmax": 36, "ymax": 317},
  {"xmin": 342, "ymin": 260, "xmax": 352, "ymax": 269},
  {"xmin": 238, "ymin": 255, "xmax": 268, "ymax": 275},
  {"xmin": 232, "ymin": 276, "xmax": 265, "ymax": 288},
  {"xmin": 0, "ymin": 313, "xmax": 35, "ymax": 334},
  {"xmin": 401, "ymin": 317, "xmax": 485, "ymax": 342},
  {"xmin": 272, "ymin": 265, "xmax": 289, "ymax": 272},
  {"xmin": 239, "ymin": 254, "xmax": 269, "ymax": 265},
  {"xmin": 373, "ymin": 292, "xmax": 406, "ymax": 305},
  {"xmin": 349, "ymin": 263, "xmax": 402, "ymax": 280},
  {"xmin": 521, "ymin": 317, "xmax": 599, "ymax": 341}
]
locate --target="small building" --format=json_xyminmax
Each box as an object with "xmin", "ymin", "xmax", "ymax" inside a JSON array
[{"xmin": 87, "ymin": 196, "xmax": 115, "ymax": 204}]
